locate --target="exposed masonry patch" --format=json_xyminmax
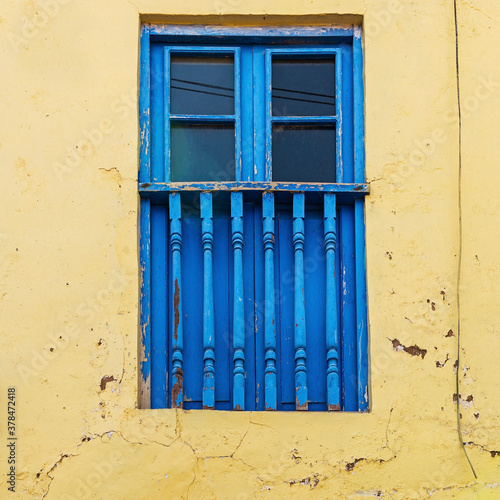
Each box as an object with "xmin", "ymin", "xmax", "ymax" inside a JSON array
[
  {"xmin": 100, "ymin": 375, "xmax": 115, "ymax": 391},
  {"xmin": 436, "ymin": 354, "xmax": 450, "ymax": 368},
  {"xmin": 346, "ymin": 458, "xmax": 365, "ymax": 471},
  {"xmin": 287, "ymin": 474, "xmax": 320, "ymax": 489},
  {"xmin": 389, "ymin": 338, "xmax": 427, "ymax": 359},
  {"xmin": 453, "ymin": 393, "xmax": 474, "ymax": 409}
]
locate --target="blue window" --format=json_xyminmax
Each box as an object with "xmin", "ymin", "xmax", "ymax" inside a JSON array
[{"xmin": 139, "ymin": 25, "xmax": 368, "ymax": 411}]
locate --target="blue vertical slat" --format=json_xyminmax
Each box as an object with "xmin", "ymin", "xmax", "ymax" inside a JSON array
[
  {"xmin": 234, "ymin": 49, "xmax": 242, "ymax": 182},
  {"xmin": 243, "ymin": 202, "xmax": 256, "ymax": 410},
  {"xmin": 264, "ymin": 50, "xmax": 272, "ymax": 181},
  {"xmin": 262, "ymin": 193, "xmax": 277, "ymax": 410},
  {"xmin": 335, "ymin": 49, "xmax": 344, "ymax": 183},
  {"xmin": 151, "ymin": 204, "xmax": 168, "ymax": 409},
  {"xmin": 353, "ymin": 27, "xmax": 365, "ymax": 184},
  {"xmin": 335, "ymin": 212, "xmax": 343, "ymax": 409},
  {"xmin": 182, "ymin": 213, "xmax": 203, "ymax": 409},
  {"xmin": 213, "ymin": 212, "xmax": 232, "ymax": 409},
  {"xmin": 341, "ymin": 43, "xmax": 354, "ymax": 184},
  {"xmin": 163, "ymin": 48, "xmax": 171, "ymax": 182},
  {"xmin": 277, "ymin": 209, "xmax": 294, "ymax": 410},
  {"xmin": 303, "ymin": 210, "xmax": 327, "ymax": 411},
  {"xmin": 253, "ymin": 48, "xmax": 266, "ymax": 182},
  {"xmin": 340, "ymin": 205, "xmax": 357, "ymax": 410},
  {"xmin": 139, "ymin": 25, "xmax": 151, "ymax": 184},
  {"xmin": 292, "ymin": 193, "xmax": 308, "ymax": 410},
  {"xmin": 140, "ymin": 198, "xmax": 151, "ymax": 408},
  {"xmin": 201, "ymin": 193, "xmax": 215, "ymax": 409},
  {"xmin": 324, "ymin": 195, "xmax": 340, "ymax": 410},
  {"xmin": 150, "ymin": 44, "xmax": 164, "ymax": 182},
  {"xmin": 355, "ymin": 199, "xmax": 369, "ymax": 411},
  {"xmin": 241, "ymin": 47, "xmax": 254, "ymax": 181},
  {"xmin": 169, "ymin": 193, "xmax": 183, "ymax": 408},
  {"xmin": 151, "ymin": 204, "xmax": 167, "ymax": 409},
  {"xmin": 254, "ymin": 203, "xmax": 265, "ymax": 410},
  {"xmin": 231, "ymin": 193, "xmax": 245, "ymax": 409}
]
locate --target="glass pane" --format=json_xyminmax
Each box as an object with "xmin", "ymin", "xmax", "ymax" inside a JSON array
[
  {"xmin": 272, "ymin": 125, "xmax": 336, "ymax": 182},
  {"xmin": 171, "ymin": 55, "xmax": 234, "ymax": 115},
  {"xmin": 272, "ymin": 58, "xmax": 335, "ymax": 116},
  {"xmin": 171, "ymin": 124, "xmax": 235, "ymax": 182}
]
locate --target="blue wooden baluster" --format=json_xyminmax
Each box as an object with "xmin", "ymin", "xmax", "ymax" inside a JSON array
[
  {"xmin": 262, "ymin": 192, "xmax": 277, "ymax": 410},
  {"xmin": 169, "ymin": 193, "xmax": 183, "ymax": 409},
  {"xmin": 293, "ymin": 193, "xmax": 308, "ymax": 410},
  {"xmin": 201, "ymin": 192, "xmax": 215, "ymax": 409},
  {"xmin": 231, "ymin": 192, "xmax": 245, "ymax": 410},
  {"xmin": 324, "ymin": 194, "xmax": 340, "ymax": 411}
]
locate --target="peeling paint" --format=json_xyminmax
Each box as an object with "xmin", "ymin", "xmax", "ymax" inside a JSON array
[{"xmin": 390, "ymin": 338, "xmax": 427, "ymax": 359}]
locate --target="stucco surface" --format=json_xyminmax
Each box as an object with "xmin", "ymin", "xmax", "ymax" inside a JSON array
[{"xmin": 0, "ymin": 0, "xmax": 499, "ymax": 498}]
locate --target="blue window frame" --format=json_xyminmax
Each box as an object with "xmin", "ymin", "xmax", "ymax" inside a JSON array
[{"xmin": 139, "ymin": 24, "xmax": 369, "ymax": 412}]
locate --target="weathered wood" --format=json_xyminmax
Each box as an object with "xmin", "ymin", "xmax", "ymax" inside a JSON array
[
  {"xmin": 139, "ymin": 181, "xmax": 369, "ymax": 195},
  {"xmin": 355, "ymin": 199, "xmax": 369, "ymax": 411},
  {"xmin": 139, "ymin": 25, "xmax": 151, "ymax": 184},
  {"xmin": 170, "ymin": 193, "xmax": 184, "ymax": 408},
  {"xmin": 140, "ymin": 198, "xmax": 151, "ymax": 409}
]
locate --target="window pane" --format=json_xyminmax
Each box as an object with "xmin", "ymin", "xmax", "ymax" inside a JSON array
[
  {"xmin": 170, "ymin": 55, "xmax": 234, "ymax": 115},
  {"xmin": 171, "ymin": 124, "xmax": 235, "ymax": 182},
  {"xmin": 272, "ymin": 125, "xmax": 336, "ymax": 182},
  {"xmin": 272, "ymin": 58, "xmax": 335, "ymax": 116}
]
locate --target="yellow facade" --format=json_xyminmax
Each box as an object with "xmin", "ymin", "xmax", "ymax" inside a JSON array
[{"xmin": 1, "ymin": 0, "xmax": 499, "ymax": 498}]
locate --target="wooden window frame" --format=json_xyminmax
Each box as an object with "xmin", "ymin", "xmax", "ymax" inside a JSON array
[{"xmin": 139, "ymin": 23, "xmax": 369, "ymax": 412}]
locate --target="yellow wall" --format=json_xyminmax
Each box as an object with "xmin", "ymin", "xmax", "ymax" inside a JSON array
[{"xmin": 1, "ymin": 0, "xmax": 499, "ymax": 498}]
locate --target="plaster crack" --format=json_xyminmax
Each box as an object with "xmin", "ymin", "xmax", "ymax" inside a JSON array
[
  {"xmin": 184, "ymin": 460, "xmax": 198, "ymax": 499},
  {"xmin": 126, "ymin": 0, "xmax": 139, "ymax": 15},
  {"xmin": 249, "ymin": 419, "xmax": 276, "ymax": 431},
  {"xmin": 462, "ymin": 2, "xmax": 498, "ymax": 22},
  {"xmin": 464, "ymin": 441, "xmax": 500, "ymax": 458},
  {"xmin": 113, "ymin": 430, "xmax": 179, "ymax": 449},
  {"xmin": 384, "ymin": 407, "xmax": 396, "ymax": 456},
  {"xmin": 230, "ymin": 427, "xmax": 250, "ymax": 458},
  {"xmin": 41, "ymin": 453, "xmax": 78, "ymax": 499}
]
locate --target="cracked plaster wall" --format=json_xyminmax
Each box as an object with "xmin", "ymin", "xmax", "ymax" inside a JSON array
[{"xmin": 0, "ymin": 0, "xmax": 499, "ymax": 498}]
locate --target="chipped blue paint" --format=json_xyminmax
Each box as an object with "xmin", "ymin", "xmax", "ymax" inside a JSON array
[
  {"xmin": 169, "ymin": 193, "xmax": 184, "ymax": 408},
  {"xmin": 139, "ymin": 181, "xmax": 369, "ymax": 196},
  {"xmin": 355, "ymin": 199, "xmax": 369, "ymax": 411},
  {"xmin": 147, "ymin": 24, "xmax": 355, "ymax": 43},
  {"xmin": 139, "ymin": 197, "xmax": 151, "ymax": 407},
  {"xmin": 139, "ymin": 25, "xmax": 151, "ymax": 184}
]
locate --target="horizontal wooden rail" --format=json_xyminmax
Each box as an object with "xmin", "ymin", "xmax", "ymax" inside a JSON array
[{"xmin": 139, "ymin": 181, "xmax": 369, "ymax": 195}]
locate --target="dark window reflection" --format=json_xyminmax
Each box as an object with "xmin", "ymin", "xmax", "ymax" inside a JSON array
[
  {"xmin": 272, "ymin": 125, "xmax": 336, "ymax": 182},
  {"xmin": 171, "ymin": 55, "xmax": 234, "ymax": 116},
  {"xmin": 171, "ymin": 124, "xmax": 235, "ymax": 182},
  {"xmin": 272, "ymin": 58, "xmax": 335, "ymax": 117}
]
